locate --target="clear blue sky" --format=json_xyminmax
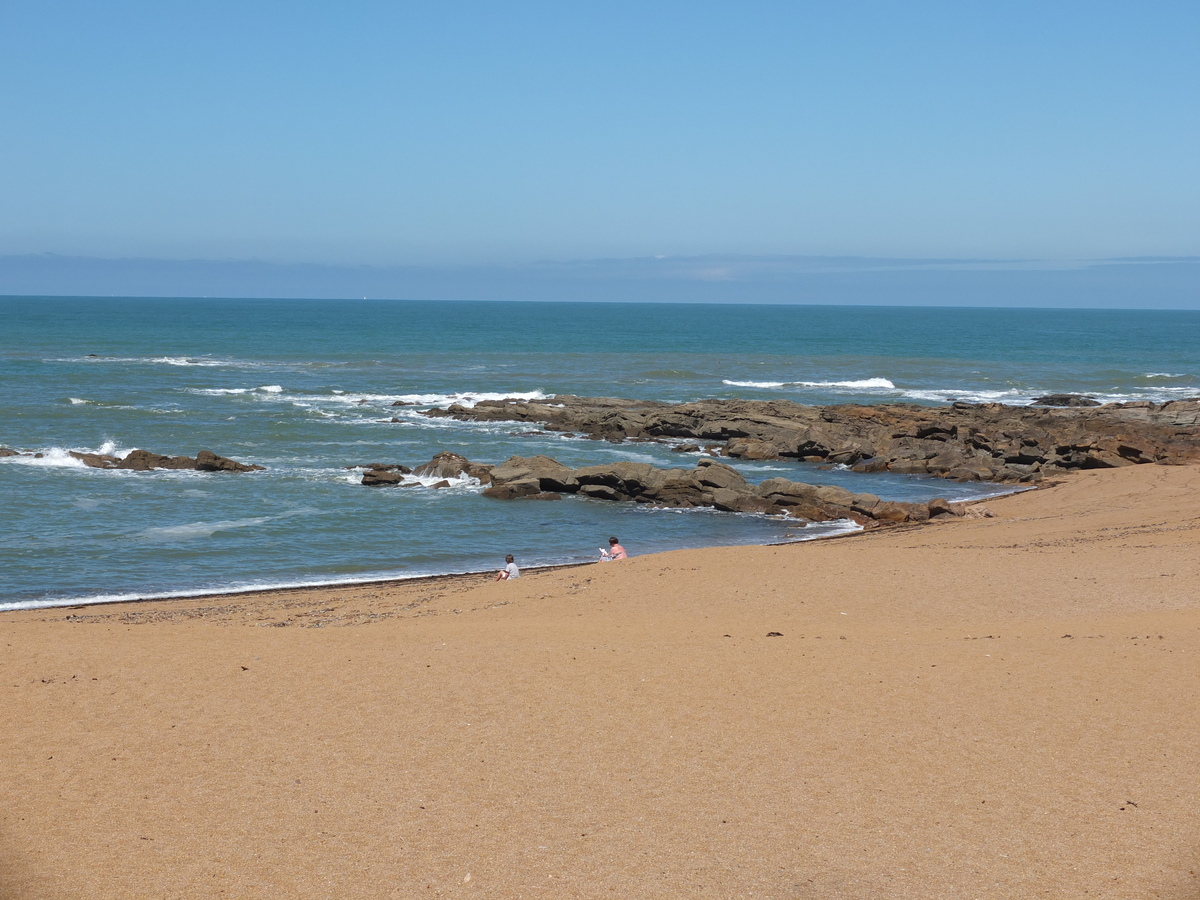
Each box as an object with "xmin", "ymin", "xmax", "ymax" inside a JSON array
[{"xmin": 1, "ymin": 1, "xmax": 1197, "ymax": 267}]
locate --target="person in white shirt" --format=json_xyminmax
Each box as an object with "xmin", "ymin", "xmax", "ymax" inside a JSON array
[{"xmin": 495, "ymin": 554, "xmax": 521, "ymax": 580}]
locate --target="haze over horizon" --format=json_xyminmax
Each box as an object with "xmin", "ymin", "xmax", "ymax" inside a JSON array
[{"xmin": 2, "ymin": 2, "xmax": 1197, "ymax": 305}]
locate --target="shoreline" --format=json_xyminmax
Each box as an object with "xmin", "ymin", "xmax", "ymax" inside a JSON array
[
  {"xmin": 4, "ymin": 474, "xmax": 1032, "ymax": 615},
  {"xmin": 1, "ymin": 513, "xmax": 879, "ymax": 615},
  {"xmin": 4, "ymin": 463, "xmax": 1198, "ymax": 898}
]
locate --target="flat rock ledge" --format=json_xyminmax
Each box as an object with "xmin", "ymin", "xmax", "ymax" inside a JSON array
[
  {"xmin": 424, "ymin": 396, "xmax": 1200, "ymax": 483},
  {"xmin": 484, "ymin": 455, "xmax": 963, "ymax": 527},
  {"xmin": 361, "ymin": 451, "xmax": 967, "ymax": 527},
  {"xmin": 0, "ymin": 447, "xmax": 264, "ymax": 472}
]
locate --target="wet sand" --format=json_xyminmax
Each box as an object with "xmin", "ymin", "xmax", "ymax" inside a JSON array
[{"xmin": 2, "ymin": 464, "xmax": 1199, "ymax": 899}]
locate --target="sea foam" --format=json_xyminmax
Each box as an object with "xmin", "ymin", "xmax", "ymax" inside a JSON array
[{"xmin": 723, "ymin": 378, "xmax": 896, "ymax": 390}]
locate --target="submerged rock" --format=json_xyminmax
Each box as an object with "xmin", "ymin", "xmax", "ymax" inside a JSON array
[{"xmin": 1030, "ymin": 394, "xmax": 1102, "ymax": 407}]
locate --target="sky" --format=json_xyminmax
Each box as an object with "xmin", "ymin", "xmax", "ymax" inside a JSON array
[{"xmin": 1, "ymin": 2, "xmax": 1198, "ymax": 303}]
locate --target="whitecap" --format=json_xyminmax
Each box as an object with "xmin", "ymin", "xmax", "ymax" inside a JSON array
[
  {"xmin": 185, "ymin": 385, "xmax": 285, "ymax": 396},
  {"xmin": 722, "ymin": 378, "xmax": 896, "ymax": 390},
  {"xmin": 901, "ymin": 388, "xmax": 1025, "ymax": 404},
  {"xmin": 2, "ymin": 447, "xmax": 89, "ymax": 469},
  {"xmin": 337, "ymin": 389, "xmax": 549, "ymax": 407},
  {"xmin": 150, "ymin": 356, "xmax": 226, "ymax": 367},
  {"xmin": 802, "ymin": 377, "xmax": 896, "ymax": 390},
  {"xmin": 0, "ymin": 441, "xmax": 140, "ymax": 470},
  {"xmin": 405, "ymin": 472, "xmax": 483, "ymax": 489}
]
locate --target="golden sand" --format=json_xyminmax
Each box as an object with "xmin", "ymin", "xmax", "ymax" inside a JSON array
[{"xmin": 2, "ymin": 464, "xmax": 1198, "ymax": 899}]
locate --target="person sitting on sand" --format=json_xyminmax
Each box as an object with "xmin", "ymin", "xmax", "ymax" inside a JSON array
[
  {"xmin": 495, "ymin": 554, "xmax": 521, "ymax": 581},
  {"xmin": 600, "ymin": 537, "xmax": 628, "ymax": 560}
]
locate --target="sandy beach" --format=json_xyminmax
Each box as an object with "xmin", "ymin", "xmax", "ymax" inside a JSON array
[{"xmin": 2, "ymin": 463, "xmax": 1198, "ymax": 899}]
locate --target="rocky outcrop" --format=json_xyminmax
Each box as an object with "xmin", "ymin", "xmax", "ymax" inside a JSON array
[
  {"xmin": 359, "ymin": 452, "xmax": 494, "ymax": 487},
  {"xmin": 194, "ymin": 450, "xmax": 264, "ymax": 473},
  {"xmin": 359, "ymin": 464, "xmax": 412, "ymax": 486},
  {"xmin": 51, "ymin": 448, "xmax": 265, "ymax": 472},
  {"xmin": 479, "ymin": 454, "xmax": 959, "ymax": 527},
  {"xmin": 1030, "ymin": 394, "xmax": 1102, "ymax": 407},
  {"xmin": 424, "ymin": 396, "xmax": 1200, "ymax": 483},
  {"xmin": 412, "ymin": 451, "xmax": 495, "ymax": 483}
]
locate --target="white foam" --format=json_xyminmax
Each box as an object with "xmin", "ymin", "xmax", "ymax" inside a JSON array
[
  {"xmin": 151, "ymin": 356, "xmax": 224, "ymax": 367},
  {"xmin": 405, "ymin": 473, "xmax": 483, "ymax": 489},
  {"xmin": 901, "ymin": 388, "xmax": 1024, "ymax": 404},
  {"xmin": 723, "ymin": 378, "xmax": 897, "ymax": 390},
  {"xmin": 68, "ymin": 397, "xmax": 88, "ymax": 405},
  {"xmin": 0, "ymin": 441, "xmax": 139, "ymax": 470},
  {"xmin": 1, "ymin": 443, "xmax": 124, "ymax": 468},
  {"xmin": 186, "ymin": 385, "xmax": 285, "ymax": 396},
  {"xmin": 349, "ymin": 469, "xmax": 483, "ymax": 490},
  {"xmin": 335, "ymin": 389, "xmax": 549, "ymax": 408}
]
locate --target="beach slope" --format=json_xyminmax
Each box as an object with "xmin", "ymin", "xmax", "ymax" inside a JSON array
[{"xmin": 2, "ymin": 464, "xmax": 1198, "ymax": 899}]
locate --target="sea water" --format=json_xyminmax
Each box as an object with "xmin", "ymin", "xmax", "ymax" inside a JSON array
[{"xmin": 2, "ymin": 297, "xmax": 1197, "ymax": 610}]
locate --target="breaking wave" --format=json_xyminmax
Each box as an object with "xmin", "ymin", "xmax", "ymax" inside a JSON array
[{"xmin": 723, "ymin": 378, "xmax": 896, "ymax": 390}]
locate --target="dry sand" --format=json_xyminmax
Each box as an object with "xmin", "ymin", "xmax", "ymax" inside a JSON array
[{"xmin": 2, "ymin": 464, "xmax": 1199, "ymax": 899}]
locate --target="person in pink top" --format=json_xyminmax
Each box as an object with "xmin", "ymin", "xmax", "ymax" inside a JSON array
[{"xmin": 600, "ymin": 536, "xmax": 628, "ymax": 560}]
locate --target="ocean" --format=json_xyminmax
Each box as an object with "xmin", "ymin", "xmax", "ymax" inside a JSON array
[{"xmin": 2, "ymin": 297, "xmax": 1197, "ymax": 611}]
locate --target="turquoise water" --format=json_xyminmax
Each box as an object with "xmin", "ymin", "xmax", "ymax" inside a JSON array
[{"xmin": 3, "ymin": 297, "xmax": 1198, "ymax": 610}]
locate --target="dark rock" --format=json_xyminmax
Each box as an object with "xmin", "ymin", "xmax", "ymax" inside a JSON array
[
  {"xmin": 489, "ymin": 455, "xmax": 577, "ymax": 492},
  {"xmin": 412, "ymin": 451, "xmax": 494, "ymax": 483},
  {"xmin": 927, "ymin": 498, "xmax": 963, "ymax": 518},
  {"xmin": 693, "ymin": 459, "xmax": 748, "ymax": 491},
  {"xmin": 578, "ymin": 484, "xmax": 624, "ymax": 501},
  {"xmin": 1031, "ymin": 394, "xmax": 1101, "ymax": 407},
  {"xmin": 362, "ymin": 463, "xmax": 412, "ymax": 474},
  {"xmin": 850, "ymin": 457, "xmax": 889, "ymax": 474},
  {"xmin": 63, "ymin": 448, "xmax": 262, "ymax": 472},
  {"xmin": 482, "ymin": 479, "xmax": 541, "ymax": 499},
  {"xmin": 119, "ymin": 449, "xmax": 195, "ymax": 471},
  {"xmin": 69, "ymin": 451, "xmax": 122, "ymax": 469},
  {"xmin": 362, "ymin": 468, "xmax": 409, "ymax": 487},
  {"xmin": 194, "ymin": 450, "xmax": 264, "ymax": 473},
  {"xmin": 478, "ymin": 452, "xmax": 940, "ymax": 525}
]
